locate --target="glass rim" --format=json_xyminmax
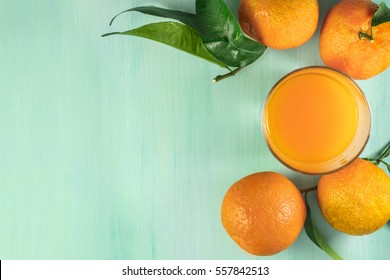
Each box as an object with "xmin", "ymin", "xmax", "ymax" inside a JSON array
[{"xmin": 261, "ymin": 65, "xmax": 372, "ymax": 175}]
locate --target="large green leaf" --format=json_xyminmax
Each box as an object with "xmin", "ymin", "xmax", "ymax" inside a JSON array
[
  {"xmin": 304, "ymin": 193, "xmax": 344, "ymax": 260},
  {"xmin": 102, "ymin": 22, "xmax": 228, "ymax": 68},
  {"xmin": 107, "ymin": 1, "xmax": 266, "ymax": 68},
  {"xmin": 109, "ymin": 6, "xmax": 197, "ymax": 29},
  {"xmin": 372, "ymin": 2, "xmax": 390, "ymax": 27},
  {"xmin": 195, "ymin": 0, "xmax": 266, "ymax": 67},
  {"xmin": 103, "ymin": 0, "xmax": 267, "ymax": 80}
]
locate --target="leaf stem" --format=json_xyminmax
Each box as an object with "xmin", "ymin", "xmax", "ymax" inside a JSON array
[
  {"xmin": 362, "ymin": 141, "xmax": 390, "ymax": 167},
  {"xmin": 300, "ymin": 186, "xmax": 318, "ymax": 194},
  {"xmin": 377, "ymin": 159, "xmax": 390, "ymax": 166},
  {"xmin": 359, "ymin": 28, "xmax": 374, "ymax": 43},
  {"xmin": 101, "ymin": 32, "xmax": 121, "ymax": 37},
  {"xmin": 378, "ymin": 142, "xmax": 390, "ymax": 159},
  {"xmin": 213, "ymin": 66, "xmax": 246, "ymax": 83}
]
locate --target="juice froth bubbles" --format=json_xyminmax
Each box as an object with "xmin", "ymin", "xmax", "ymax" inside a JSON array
[{"xmin": 262, "ymin": 67, "xmax": 371, "ymax": 174}]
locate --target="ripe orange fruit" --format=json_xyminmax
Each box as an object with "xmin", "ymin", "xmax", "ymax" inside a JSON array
[
  {"xmin": 238, "ymin": 0, "xmax": 319, "ymax": 49},
  {"xmin": 317, "ymin": 159, "xmax": 390, "ymax": 235},
  {"xmin": 221, "ymin": 172, "xmax": 306, "ymax": 256},
  {"xmin": 320, "ymin": 0, "xmax": 390, "ymax": 79}
]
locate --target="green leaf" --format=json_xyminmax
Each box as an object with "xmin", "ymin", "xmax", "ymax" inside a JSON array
[
  {"xmin": 109, "ymin": 6, "xmax": 197, "ymax": 29},
  {"xmin": 102, "ymin": 22, "xmax": 228, "ymax": 69},
  {"xmin": 195, "ymin": 0, "xmax": 266, "ymax": 67},
  {"xmin": 109, "ymin": 2, "xmax": 267, "ymax": 68},
  {"xmin": 372, "ymin": 2, "xmax": 390, "ymax": 26},
  {"xmin": 104, "ymin": 0, "xmax": 266, "ymax": 79},
  {"xmin": 304, "ymin": 193, "xmax": 344, "ymax": 260}
]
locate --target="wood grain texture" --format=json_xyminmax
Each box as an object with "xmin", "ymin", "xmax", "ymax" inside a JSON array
[{"xmin": 0, "ymin": 0, "xmax": 389, "ymax": 260}]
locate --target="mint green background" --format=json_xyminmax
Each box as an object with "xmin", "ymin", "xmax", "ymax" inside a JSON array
[{"xmin": 1, "ymin": 0, "xmax": 389, "ymax": 260}]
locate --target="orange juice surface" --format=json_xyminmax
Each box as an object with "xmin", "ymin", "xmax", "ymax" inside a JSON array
[{"xmin": 262, "ymin": 67, "xmax": 368, "ymax": 173}]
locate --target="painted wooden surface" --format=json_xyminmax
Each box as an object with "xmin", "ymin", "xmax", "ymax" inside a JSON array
[{"xmin": 1, "ymin": 0, "xmax": 389, "ymax": 260}]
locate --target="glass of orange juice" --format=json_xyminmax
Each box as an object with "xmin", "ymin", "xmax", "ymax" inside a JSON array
[{"xmin": 262, "ymin": 66, "xmax": 371, "ymax": 174}]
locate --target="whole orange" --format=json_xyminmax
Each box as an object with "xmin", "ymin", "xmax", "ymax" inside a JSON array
[
  {"xmin": 221, "ymin": 172, "xmax": 306, "ymax": 256},
  {"xmin": 320, "ymin": 0, "xmax": 390, "ymax": 79},
  {"xmin": 317, "ymin": 159, "xmax": 390, "ymax": 235},
  {"xmin": 238, "ymin": 0, "xmax": 319, "ymax": 49}
]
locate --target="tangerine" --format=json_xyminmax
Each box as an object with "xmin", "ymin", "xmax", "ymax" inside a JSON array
[
  {"xmin": 320, "ymin": 0, "xmax": 390, "ymax": 79},
  {"xmin": 221, "ymin": 172, "xmax": 306, "ymax": 255},
  {"xmin": 317, "ymin": 159, "xmax": 390, "ymax": 235},
  {"xmin": 238, "ymin": 0, "xmax": 319, "ymax": 49}
]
